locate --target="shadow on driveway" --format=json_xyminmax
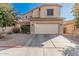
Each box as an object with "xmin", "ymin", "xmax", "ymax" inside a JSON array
[
  {"xmin": 26, "ymin": 34, "xmax": 58, "ymax": 47},
  {"xmin": 63, "ymin": 35, "xmax": 79, "ymax": 44},
  {"xmin": 25, "ymin": 34, "xmax": 78, "ymax": 48}
]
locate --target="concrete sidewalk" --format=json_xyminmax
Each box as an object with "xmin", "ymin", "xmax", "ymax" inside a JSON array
[{"xmin": 0, "ymin": 47, "xmax": 63, "ymax": 56}]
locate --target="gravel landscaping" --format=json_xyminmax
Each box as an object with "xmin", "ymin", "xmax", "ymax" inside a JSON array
[{"xmin": 0, "ymin": 34, "xmax": 32, "ymax": 47}]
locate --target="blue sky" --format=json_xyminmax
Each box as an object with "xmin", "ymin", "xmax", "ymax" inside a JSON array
[{"xmin": 12, "ymin": 3, "xmax": 74, "ymax": 20}]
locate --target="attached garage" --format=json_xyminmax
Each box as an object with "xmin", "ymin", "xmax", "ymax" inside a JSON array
[
  {"xmin": 30, "ymin": 18, "xmax": 63, "ymax": 35},
  {"xmin": 34, "ymin": 24, "xmax": 59, "ymax": 34}
]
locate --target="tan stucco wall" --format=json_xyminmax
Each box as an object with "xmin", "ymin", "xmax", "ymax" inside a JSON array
[
  {"xmin": 24, "ymin": 11, "xmax": 32, "ymax": 18},
  {"xmin": 40, "ymin": 6, "xmax": 61, "ymax": 18},
  {"xmin": 64, "ymin": 23, "xmax": 75, "ymax": 34},
  {"xmin": 24, "ymin": 5, "xmax": 61, "ymax": 18},
  {"xmin": 30, "ymin": 23, "xmax": 35, "ymax": 34},
  {"xmin": 32, "ymin": 8, "xmax": 39, "ymax": 17},
  {"xmin": 30, "ymin": 20, "xmax": 62, "ymax": 24},
  {"xmin": 64, "ymin": 20, "xmax": 79, "ymax": 35}
]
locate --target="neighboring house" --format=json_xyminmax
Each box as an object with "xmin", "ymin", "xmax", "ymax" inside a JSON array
[
  {"xmin": 16, "ymin": 19, "xmax": 30, "ymax": 27},
  {"xmin": 23, "ymin": 3, "xmax": 64, "ymax": 34},
  {"xmin": 64, "ymin": 20, "xmax": 79, "ymax": 35},
  {"xmin": 64, "ymin": 20, "xmax": 75, "ymax": 34}
]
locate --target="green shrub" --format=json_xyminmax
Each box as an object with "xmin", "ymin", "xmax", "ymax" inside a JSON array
[
  {"xmin": 21, "ymin": 25, "xmax": 30, "ymax": 33},
  {"xmin": 12, "ymin": 27, "xmax": 20, "ymax": 33}
]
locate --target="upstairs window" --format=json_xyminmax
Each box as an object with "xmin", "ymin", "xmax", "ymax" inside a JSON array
[
  {"xmin": 26, "ymin": 16, "xmax": 27, "ymax": 18},
  {"xmin": 47, "ymin": 9, "xmax": 54, "ymax": 16}
]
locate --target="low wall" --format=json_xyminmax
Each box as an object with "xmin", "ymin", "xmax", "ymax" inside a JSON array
[{"xmin": 0, "ymin": 27, "xmax": 14, "ymax": 33}]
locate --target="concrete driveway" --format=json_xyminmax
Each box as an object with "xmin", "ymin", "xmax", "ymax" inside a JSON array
[{"xmin": 26, "ymin": 34, "xmax": 56, "ymax": 47}]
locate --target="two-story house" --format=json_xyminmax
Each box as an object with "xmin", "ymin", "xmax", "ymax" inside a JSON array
[{"xmin": 23, "ymin": 3, "xmax": 64, "ymax": 34}]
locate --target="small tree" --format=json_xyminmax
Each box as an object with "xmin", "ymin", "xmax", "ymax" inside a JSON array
[
  {"xmin": 0, "ymin": 4, "xmax": 17, "ymax": 33},
  {"xmin": 72, "ymin": 3, "xmax": 79, "ymax": 35},
  {"xmin": 0, "ymin": 4, "xmax": 17, "ymax": 39},
  {"xmin": 0, "ymin": 7, "xmax": 16, "ymax": 33},
  {"xmin": 72, "ymin": 4, "xmax": 79, "ymax": 28}
]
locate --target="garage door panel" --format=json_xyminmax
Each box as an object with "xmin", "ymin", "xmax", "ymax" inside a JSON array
[{"xmin": 35, "ymin": 24, "xmax": 58, "ymax": 34}]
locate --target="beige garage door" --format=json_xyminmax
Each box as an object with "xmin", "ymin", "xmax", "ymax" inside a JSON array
[{"xmin": 34, "ymin": 24, "xmax": 59, "ymax": 34}]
